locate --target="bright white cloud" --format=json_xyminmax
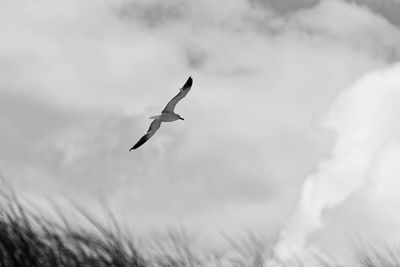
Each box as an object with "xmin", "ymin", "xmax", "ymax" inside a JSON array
[{"xmin": 276, "ymin": 62, "xmax": 400, "ymax": 265}]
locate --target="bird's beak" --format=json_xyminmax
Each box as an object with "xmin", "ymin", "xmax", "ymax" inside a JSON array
[{"xmin": 180, "ymin": 118, "xmax": 184, "ymax": 120}]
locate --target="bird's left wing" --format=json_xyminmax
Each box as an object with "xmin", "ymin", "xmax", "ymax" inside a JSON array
[
  {"xmin": 130, "ymin": 119, "xmax": 162, "ymax": 150},
  {"xmin": 162, "ymin": 76, "xmax": 193, "ymax": 113}
]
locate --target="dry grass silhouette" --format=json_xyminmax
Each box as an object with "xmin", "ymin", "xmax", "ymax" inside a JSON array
[{"xmin": 0, "ymin": 187, "xmax": 396, "ymax": 267}]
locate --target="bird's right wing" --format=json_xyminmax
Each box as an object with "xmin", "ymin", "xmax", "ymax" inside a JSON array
[
  {"xmin": 162, "ymin": 76, "xmax": 193, "ymax": 113},
  {"xmin": 130, "ymin": 119, "xmax": 162, "ymax": 150}
]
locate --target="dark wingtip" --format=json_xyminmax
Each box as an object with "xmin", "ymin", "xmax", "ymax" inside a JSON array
[
  {"xmin": 130, "ymin": 135, "xmax": 148, "ymax": 150},
  {"xmin": 183, "ymin": 76, "xmax": 193, "ymax": 89},
  {"xmin": 131, "ymin": 144, "xmax": 140, "ymax": 150},
  {"xmin": 130, "ymin": 143, "xmax": 140, "ymax": 151}
]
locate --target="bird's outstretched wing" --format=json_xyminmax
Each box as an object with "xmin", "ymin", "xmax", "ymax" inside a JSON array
[
  {"xmin": 162, "ymin": 76, "xmax": 193, "ymax": 113},
  {"xmin": 130, "ymin": 119, "xmax": 162, "ymax": 150}
]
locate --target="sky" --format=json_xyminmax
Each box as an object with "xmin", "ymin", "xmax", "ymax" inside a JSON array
[{"xmin": 2, "ymin": 0, "xmax": 400, "ymax": 265}]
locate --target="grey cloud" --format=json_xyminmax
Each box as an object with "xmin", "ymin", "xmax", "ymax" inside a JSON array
[
  {"xmin": 349, "ymin": 0, "xmax": 400, "ymax": 26},
  {"xmin": 288, "ymin": 0, "xmax": 400, "ymax": 61},
  {"xmin": 250, "ymin": 0, "xmax": 400, "ymax": 29},
  {"xmin": 119, "ymin": 1, "xmax": 188, "ymax": 27},
  {"xmin": 249, "ymin": 0, "xmax": 319, "ymax": 13},
  {"xmin": 0, "ymin": 92, "xmax": 139, "ymax": 192},
  {"xmin": 185, "ymin": 48, "xmax": 207, "ymax": 70},
  {"xmin": 118, "ymin": 0, "xmax": 400, "ymax": 31},
  {"xmin": 0, "ymin": 92, "xmax": 83, "ymax": 161}
]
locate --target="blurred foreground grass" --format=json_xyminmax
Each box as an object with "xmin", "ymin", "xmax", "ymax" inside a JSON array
[{"xmin": 0, "ymin": 188, "xmax": 396, "ymax": 267}]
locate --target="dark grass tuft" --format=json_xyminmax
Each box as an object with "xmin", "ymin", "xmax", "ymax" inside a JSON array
[{"xmin": 0, "ymin": 189, "xmax": 146, "ymax": 267}]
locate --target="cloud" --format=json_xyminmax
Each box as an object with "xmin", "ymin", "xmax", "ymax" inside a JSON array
[
  {"xmin": 276, "ymin": 62, "xmax": 400, "ymax": 264},
  {"xmin": 349, "ymin": 0, "xmax": 400, "ymax": 26},
  {"xmin": 251, "ymin": 0, "xmax": 400, "ymax": 29},
  {"xmin": 287, "ymin": 0, "xmax": 400, "ymax": 59},
  {"xmin": 250, "ymin": 0, "xmax": 318, "ymax": 13}
]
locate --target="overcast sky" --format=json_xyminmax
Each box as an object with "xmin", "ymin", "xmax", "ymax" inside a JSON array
[{"xmin": 2, "ymin": 0, "xmax": 400, "ymax": 265}]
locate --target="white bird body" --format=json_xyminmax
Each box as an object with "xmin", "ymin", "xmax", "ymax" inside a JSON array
[
  {"xmin": 130, "ymin": 76, "xmax": 193, "ymax": 150},
  {"xmin": 149, "ymin": 113, "xmax": 182, "ymax": 122}
]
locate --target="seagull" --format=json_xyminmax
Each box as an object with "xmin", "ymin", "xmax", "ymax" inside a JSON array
[{"xmin": 130, "ymin": 76, "xmax": 193, "ymax": 150}]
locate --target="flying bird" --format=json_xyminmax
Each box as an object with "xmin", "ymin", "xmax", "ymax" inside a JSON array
[{"xmin": 130, "ymin": 76, "xmax": 193, "ymax": 150}]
